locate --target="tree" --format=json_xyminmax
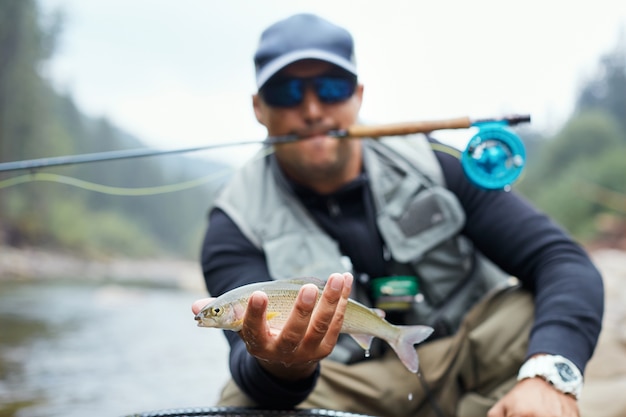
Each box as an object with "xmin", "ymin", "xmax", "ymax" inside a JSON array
[
  {"xmin": 0, "ymin": 0, "xmax": 62, "ymax": 245},
  {"xmin": 576, "ymin": 28, "xmax": 626, "ymax": 136},
  {"xmin": 516, "ymin": 26, "xmax": 626, "ymax": 244}
]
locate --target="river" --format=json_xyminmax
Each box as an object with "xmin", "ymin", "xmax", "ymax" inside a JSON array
[{"xmin": 0, "ymin": 281, "xmax": 231, "ymax": 417}]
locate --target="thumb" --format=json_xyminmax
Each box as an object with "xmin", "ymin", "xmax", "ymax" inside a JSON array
[
  {"xmin": 487, "ymin": 399, "xmax": 506, "ymax": 417},
  {"xmin": 191, "ymin": 298, "xmax": 213, "ymax": 315}
]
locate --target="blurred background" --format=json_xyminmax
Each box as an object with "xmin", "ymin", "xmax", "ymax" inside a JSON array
[{"xmin": 0, "ymin": 1, "xmax": 625, "ymax": 416}]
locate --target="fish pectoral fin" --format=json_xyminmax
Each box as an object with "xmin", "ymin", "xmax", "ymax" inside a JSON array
[
  {"xmin": 231, "ymin": 312, "xmax": 279, "ymax": 329},
  {"xmin": 266, "ymin": 311, "xmax": 280, "ymax": 321},
  {"xmin": 349, "ymin": 333, "xmax": 375, "ymax": 350}
]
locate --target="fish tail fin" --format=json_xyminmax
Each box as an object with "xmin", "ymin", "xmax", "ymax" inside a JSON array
[{"xmin": 389, "ymin": 325, "xmax": 434, "ymax": 373}]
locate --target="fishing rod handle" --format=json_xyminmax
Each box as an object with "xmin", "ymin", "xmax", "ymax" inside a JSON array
[{"xmin": 346, "ymin": 117, "xmax": 472, "ymax": 138}]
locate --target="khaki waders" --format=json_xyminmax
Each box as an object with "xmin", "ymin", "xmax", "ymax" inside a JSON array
[{"xmin": 217, "ymin": 286, "xmax": 534, "ymax": 417}]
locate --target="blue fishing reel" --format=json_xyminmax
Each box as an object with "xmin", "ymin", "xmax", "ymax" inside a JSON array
[{"xmin": 461, "ymin": 120, "xmax": 526, "ymax": 190}]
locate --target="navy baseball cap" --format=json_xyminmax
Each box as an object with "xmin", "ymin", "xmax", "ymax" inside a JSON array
[{"xmin": 254, "ymin": 13, "xmax": 357, "ymax": 89}]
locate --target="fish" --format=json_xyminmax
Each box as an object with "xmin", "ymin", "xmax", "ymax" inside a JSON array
[{"xmin": 194, "ymin": 277, "xmax": 434, "ymax": 373}]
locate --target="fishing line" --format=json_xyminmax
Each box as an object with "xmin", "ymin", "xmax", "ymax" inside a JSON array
[
  {"xmin": 0, "ymin": 143, "xmax": 467, "ymax": 195},
  {"xmin": 0, "ymin": 142, "xmax": 509, "ymax": 195},
  {"xmin": 429, "ymin": 142, "xmax": 462, "ymax": 159},
  {"xmin": 0, "ymin": 171, "xmax": 230, "ymax": 195},
  {"xmin": 0, "ymin": 147, "xmax": 275, "ymax": 195},
  {"xmin": 416, "ymin": 369, "xmax": 446, "ymax": 417}
]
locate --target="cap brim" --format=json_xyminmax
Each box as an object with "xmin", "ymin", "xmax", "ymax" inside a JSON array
[{"xmin": 256, "ymin": 48, "xmax": 357, "ymax": 88}]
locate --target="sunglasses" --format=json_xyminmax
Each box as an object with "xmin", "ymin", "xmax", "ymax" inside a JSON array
[{"xmin": 260, "ymin": 75, "xmax": 357, "ymax": 108}]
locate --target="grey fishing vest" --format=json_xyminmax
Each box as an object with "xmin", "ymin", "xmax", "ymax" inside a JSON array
[{"xmin": 213, "ymin": 135, "xmax": 510, "ymax": 338}]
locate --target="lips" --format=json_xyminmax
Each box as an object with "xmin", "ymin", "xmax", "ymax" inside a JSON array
[{"xmin": 293, "ymin": 124, "xmax": 337, "ymax": 140}]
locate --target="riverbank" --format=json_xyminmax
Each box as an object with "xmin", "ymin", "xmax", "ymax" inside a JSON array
[{"xmin": 0, "ymin": 245, "xmax": 206, "ymax": 293}]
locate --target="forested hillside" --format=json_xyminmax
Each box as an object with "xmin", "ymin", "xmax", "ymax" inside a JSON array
[
  {"xmin": 516, "ymin": 32, "xmax": 626, "ymax": 246},
  {"xmin": 0, "ymin": 0, "xmax": 231, "ymax": 259}
]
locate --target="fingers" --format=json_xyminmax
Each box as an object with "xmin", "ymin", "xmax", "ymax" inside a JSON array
[
  {"xmin": 299, "ymin": 273, "xmax": 353, "ymax": 354},
  {"xmin": 274, "ymin": 283, "xmax": 319, "ymax": 354},
  {"xmin": 240, "ymin": 291, "xmax": 270, "ymax": 354},
  {"xmin": 324, "ymin": 272, "xmax": 353, "ymax": 340},
  {"xmin": 487, "ymin": 378, "xmax": 581, "ymax": 417},
  {"xmin": 317, "ymin": 273, "xmax": 353, "ymax": 351},
  {"xmin": 237, "ymin": 274, "xmax": 354, "ymax": 379},
  {"xmin": 191, "ymin": 298, "xmax": 213, "ymax": 315},
  {"xmin": 486, "ymin": 401, "xmax": 505, "ymax": 417}
]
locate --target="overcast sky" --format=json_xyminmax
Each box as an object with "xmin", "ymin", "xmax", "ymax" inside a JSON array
[{"xmin": 38, "ymin": 0, "xmax": 626, "ymax": 163}]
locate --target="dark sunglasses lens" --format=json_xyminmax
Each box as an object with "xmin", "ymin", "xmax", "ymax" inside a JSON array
[
  {"xmin": 261, "ymin": 79, "xmax": 304, "ymax": 107},
  {"xmin": 315, "ymin": 77, "xmax": 356, "ymax": 103},
  {"xmin": 261, "ymin": 75, "xmax": 356, "ymax": 107}
]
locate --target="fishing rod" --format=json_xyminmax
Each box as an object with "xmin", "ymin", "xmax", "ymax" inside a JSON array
[{"xmin": 0, "ymin": 114, "xmax": 530, "ymax": 190}]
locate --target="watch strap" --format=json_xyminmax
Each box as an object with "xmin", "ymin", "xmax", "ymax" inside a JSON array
[{"xmin": 517, "ymin": 354, "xmax": 583, "ymax": 399}]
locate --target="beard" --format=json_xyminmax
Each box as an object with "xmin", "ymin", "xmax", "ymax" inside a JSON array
[{"xmin": 275, "ymin": 137, "xmax": 361, "ymax": 192}]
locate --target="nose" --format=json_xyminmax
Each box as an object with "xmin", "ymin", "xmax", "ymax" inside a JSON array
[{"xmin": 299, "ymin": 85, "xmax": 324, "ymax": 122}]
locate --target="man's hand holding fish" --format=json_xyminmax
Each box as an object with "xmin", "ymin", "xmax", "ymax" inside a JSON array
[{"xmin": 192, "ymin": 273, "xmax": 354, "ymax": 381}]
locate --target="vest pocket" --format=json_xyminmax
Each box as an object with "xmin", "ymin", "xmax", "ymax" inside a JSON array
[{"xmin": 377, "ymin": 186, "xmax": 466, "ymax": 263}]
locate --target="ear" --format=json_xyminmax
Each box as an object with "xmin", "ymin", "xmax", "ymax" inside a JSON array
[
  {"xmin": 252, "ymin": 93, "xmax": 265, "ymax": 125},
  {"xmin": 353, "ymin": 83, "xmax": 364, "ymax": 112}
]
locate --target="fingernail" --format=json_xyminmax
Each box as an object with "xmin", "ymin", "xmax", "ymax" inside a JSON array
[
  {"xmin": 301, "ymin": 286, "xmax": 318, "ymax": 305},
  {"xmin": 251, "ymin": 291, "xmax": 265, "ymax": 308},
  {"xmin": 344, "ymin": 273, "xmax": 354, "ymax": 287},
  {"xmin": 329, "ymin": 274, "xmax": 343, "ymax": 290}
]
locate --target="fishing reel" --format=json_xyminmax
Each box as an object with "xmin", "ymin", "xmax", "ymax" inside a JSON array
[{"xmin": 461, "ymin": 120, "xmax": 526, "ymax": 190}]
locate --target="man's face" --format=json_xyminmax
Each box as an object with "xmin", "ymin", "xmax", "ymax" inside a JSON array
[{"xmin": 252, "ymin": 60, "xmax": 364, "ymax": 193}]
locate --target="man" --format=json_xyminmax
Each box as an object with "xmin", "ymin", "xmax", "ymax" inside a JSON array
[{"xmin": 192, "ymin": 13, "xmax": 603, "ymax": 417}]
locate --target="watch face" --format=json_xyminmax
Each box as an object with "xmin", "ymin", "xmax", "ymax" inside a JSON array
[{"xmin": 556, "ymin": 362, "xmax": 578, "ymax": 382}]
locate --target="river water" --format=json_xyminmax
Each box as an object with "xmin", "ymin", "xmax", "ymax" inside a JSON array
[{"xmin": 0, "ymin": 281, "xmax": 231, "ymax": 417}]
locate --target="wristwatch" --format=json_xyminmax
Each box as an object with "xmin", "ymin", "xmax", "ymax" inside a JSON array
[{"xmin": 517, "ymin": 354, "xmax": 583, "ymax": 399}]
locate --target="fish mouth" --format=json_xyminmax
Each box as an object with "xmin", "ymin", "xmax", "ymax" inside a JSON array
[{"xmin": 194, "ymin": 312, "xmax": 213, "ymax": 328}]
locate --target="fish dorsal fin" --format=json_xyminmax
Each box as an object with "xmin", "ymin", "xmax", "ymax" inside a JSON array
[
  {"xmin": 286, "ymin": 276, "xmax": 326, "ymax": 289},
  {"xmin": 373, "ymin": 308, "xmax": 386, "ymax": 319}
]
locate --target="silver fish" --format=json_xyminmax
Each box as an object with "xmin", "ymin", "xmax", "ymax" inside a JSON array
[{"xmin": 195, "ymin": 277, "xmax": 433, "ymax": 373}]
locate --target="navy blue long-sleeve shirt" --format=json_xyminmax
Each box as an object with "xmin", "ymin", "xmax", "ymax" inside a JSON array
[{"xmin": 200, "ymin": 142, "xmax": 604, "ymax": 407}]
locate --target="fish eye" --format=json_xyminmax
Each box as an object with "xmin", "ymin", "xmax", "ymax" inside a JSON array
[{"xmin": 212, "ymin": 306, "xmax": 223, "ymax": 317}]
